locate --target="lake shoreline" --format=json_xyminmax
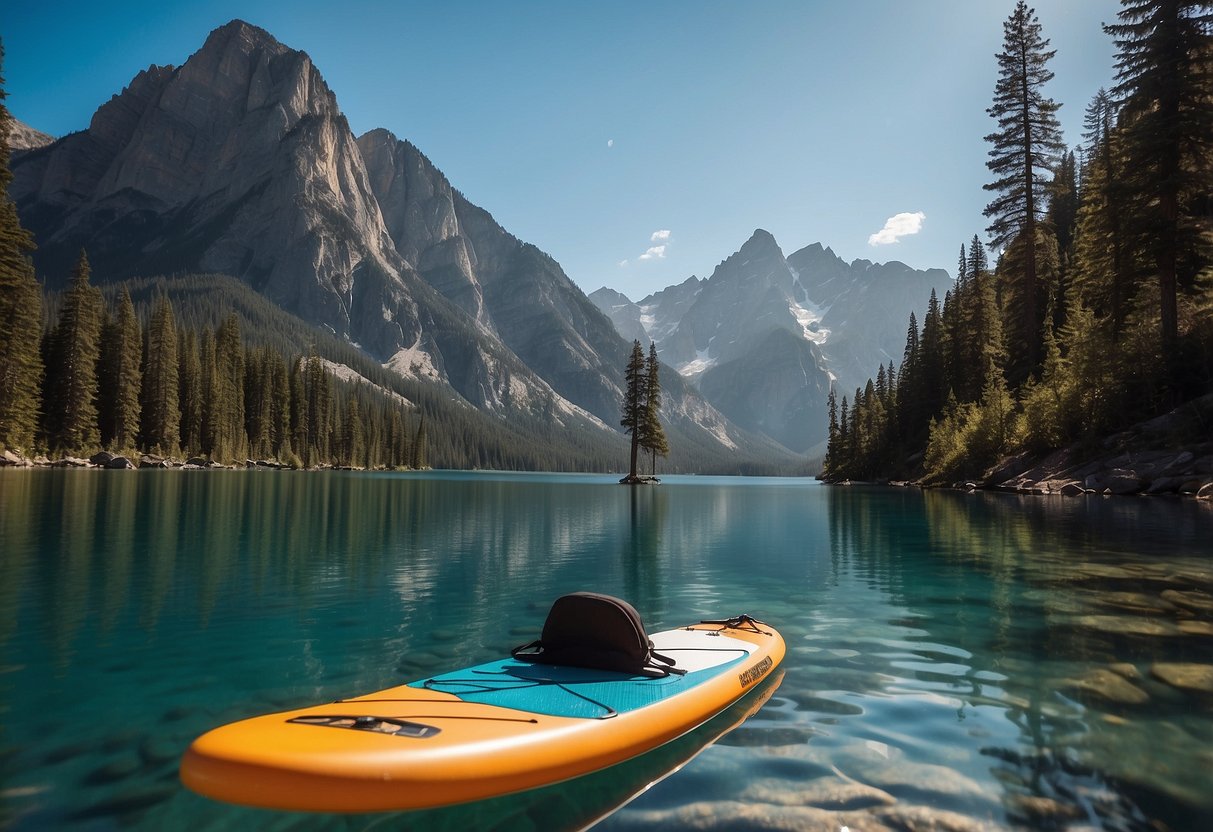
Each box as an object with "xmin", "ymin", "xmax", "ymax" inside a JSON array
[{"xmin": 0, "ymin": 449, "xmax": 425, "ymax": 473}]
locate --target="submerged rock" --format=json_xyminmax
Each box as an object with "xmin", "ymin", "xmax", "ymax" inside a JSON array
[
  {"xmin": 1150, "ymin": 663, "xmax": 1213, "ymax": 694},
  {"xmin": 1160, "ymin": 589, "xmax": 1213, "ymax": 614},
  {"xmin": 1059, "ymin": 668, "xmax": 1149, "ymax": 706}
]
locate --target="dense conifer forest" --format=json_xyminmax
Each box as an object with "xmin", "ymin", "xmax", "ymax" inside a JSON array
[{"xmin": 823, "ymin": 0, "xmax": 1212, "ymax": 485}]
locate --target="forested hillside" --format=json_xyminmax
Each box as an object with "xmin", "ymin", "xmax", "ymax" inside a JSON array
[{"xmin": 823, "ymin": 0, "xmax": 1212, "ymax": 486}]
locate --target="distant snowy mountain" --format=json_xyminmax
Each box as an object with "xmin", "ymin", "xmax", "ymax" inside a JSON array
[{"xmin": 591, "ymin": 230, "xmax": 951, "ymax": 452}]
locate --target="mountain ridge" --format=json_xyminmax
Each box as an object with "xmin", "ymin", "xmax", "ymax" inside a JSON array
[
  {"xmin": 10, "ymin": 18, "xmax": 790, "ymax": 470},
  {"xmin": 590, "ymin": 229, "xmax": 952, "ymax": 452}
]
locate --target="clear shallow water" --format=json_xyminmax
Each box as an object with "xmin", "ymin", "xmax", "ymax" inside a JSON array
[{"xmin": 0, "ymin": 470, "xmax": 1210, "ymax": 831}]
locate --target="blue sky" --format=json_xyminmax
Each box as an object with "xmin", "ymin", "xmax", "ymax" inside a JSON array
[{"xmin": 4, "ymin": 1, "xmax": 1118, "ymax": 300}]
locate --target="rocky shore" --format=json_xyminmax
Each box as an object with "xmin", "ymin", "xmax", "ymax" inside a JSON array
[
  {"xmin": 0, "ymin": 450, "xmax": 295, "ymax": 470},
  {"xmin": 980, "ymin": 394, "xmax": 1213, "ymax": 499},
  {"xmin": 888, "ymin": 393, "xmax": 1213, "ymax": 500}
]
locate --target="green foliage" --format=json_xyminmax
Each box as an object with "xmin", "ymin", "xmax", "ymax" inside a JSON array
[
  {"xmin": 823, "ymin": 0, "xmax": 1211, "ymax": 485},
  {"xmin": 639, "ymin": 342, "xmax": 669, "ymax": 474},
  {"xmin": 98, "ymin": 289, "xmax": 142, "ymax": 451},
  {"xmin": 620, "ymin": 339, "xmax": 647, "ymax": 478},
  {"xmin": 0, "ymin": 44, "xmax": 44, "ymax": 452},
  {"xmin": 1104, "ymin": 0, "xmax": 1213, "ymax": 384},
  {"xmin": 140, "ymin": 296, "xmax": 179, "ymax": 455},
  {"xmin": 984, "ymin": 0, "xmax": 1065, "ymax": 380},
  {"xmin": 42, "ymin": 251, "xmax": 103, "ymax": 454}
]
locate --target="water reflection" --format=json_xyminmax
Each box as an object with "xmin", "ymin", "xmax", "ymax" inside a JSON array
[{"xmin": 0, "ymin": 471, "xmax": 1210, "ymax": 831}]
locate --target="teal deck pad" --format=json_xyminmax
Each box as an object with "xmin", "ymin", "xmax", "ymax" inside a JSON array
[{"xmin": 411, "ymin": 657, "xmax": 748, "ymax": 719}]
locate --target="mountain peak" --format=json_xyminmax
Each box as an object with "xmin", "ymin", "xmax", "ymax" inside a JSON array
[
  {"xmin": 202, "ymin": 19, "xmax": 287, "ymax": 56},
  {"xmin": 743, "ymin": 228, "xmax": 778, "ymax": 248}
]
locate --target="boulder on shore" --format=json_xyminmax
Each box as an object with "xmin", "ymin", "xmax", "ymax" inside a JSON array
[{"xmin": 1, "ymin": 449, "xmax": 32, "ymax": 466}]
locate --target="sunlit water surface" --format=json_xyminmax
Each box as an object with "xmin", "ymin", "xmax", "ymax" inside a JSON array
[{"xmin": 0, "ymin": 470, "xmax": 1210, "ymax": 831}]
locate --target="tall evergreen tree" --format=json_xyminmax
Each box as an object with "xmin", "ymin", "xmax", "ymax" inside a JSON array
[
  {"xmin": 0, "ymin": 42, "xmax": 44, "ymax": 452},
  {"xmin": 619, "ymin": 340, "xmax": 648, "ymax": 480},
  {"xmin": 98, "ymin": 289, "xmax": 142, "ymax": 450},
  {"xmin": 918, "ymin": 289, "xmax": 947, "ymax": 418},
  {"xmin": 302, "ymin": 353, "xmax": 331, "ymax": 466},
  {"xmin": 178, "ymin": 329, "xmax": 202, "ymax": 455},
  {"xmin": 43, "ymin": 251, "xmax": 103, "ymax": 454},
  {"xmin": 412, "ymin": 415, "xmax": 428, "ymax": 470},
  {"xmin": 983, "ymin": 0, "xmax": 1065, "ymax": 380},
  {"xmin": 140, "ymin": 296, "xmax": 179, "ymax": 455},
  {"xmin": 267, "ymin": 349, "xmax": 291, "ymax": 460},
  {"xmin": 198, "ymin": 328, "xmax": 218, "ymax": 457},
  {"xmin": 214, "ymin": 314, "xmax": 246, "ymax": 462},
  {"xmin": 639, "ymin": 342, "xmax": 669, "ymax": 475},
  {"xmin": 1075, "ymin": 88, "xmax": 1135, "ymax": 336},
  {"xmin": 341, "ymin": 393, "xmax": 364, "ymax": 467},
  {"xmin": 823, "ymin": 387, "xmax": 838, "ymax": 475},
  {"xmin": 1104, "ymin": 0, "xmax": 1213, "ymax": 392}
]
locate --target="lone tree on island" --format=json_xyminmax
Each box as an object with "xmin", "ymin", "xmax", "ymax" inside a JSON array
[{"xmin": 620, "ymin": 340, "xmax": 648, "ymax": 481}]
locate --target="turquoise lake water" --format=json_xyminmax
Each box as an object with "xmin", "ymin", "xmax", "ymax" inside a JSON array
[{"xmin": 0, "ymin": 469, "xmax": 1210, "ymax": 830}]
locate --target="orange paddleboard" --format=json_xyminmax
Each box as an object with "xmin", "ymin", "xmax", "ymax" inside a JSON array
[{"xmin": 180, "ymin": 616, "xmax": 784, "ymax": 813}]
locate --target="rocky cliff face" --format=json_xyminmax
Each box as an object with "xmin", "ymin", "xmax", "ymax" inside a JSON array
[
  {"xmin": 13, "ymin": 21, "xmax": 411, "ymax": 356},
  {"xmin": 590, "ymin": 230, "xmax": 951, "ymax": 453},
  {"xmin": 11, "ymin": 20, "xmax": 762, "ymax": 462},
  {"xmin": 5, "ymin": 118, "xmax": 53, "ymax": 151},
  {"xmin": 356, "ymin": 127, "xmax": 736, "ymax": 434}
]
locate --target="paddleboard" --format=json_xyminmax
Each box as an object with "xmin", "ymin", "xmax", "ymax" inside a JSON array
[{"xmin": 180, "ymin": 615, "xmax": 784, "ymax": 813}]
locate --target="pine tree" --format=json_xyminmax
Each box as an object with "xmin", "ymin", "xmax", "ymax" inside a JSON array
[
  {"xmin": 43, "ymin": 251, "xmax": 103, "ymax": 454},
  {"xmin": 896, "ymin": 311, "xmax": 920, "ymax": 437},
  {"xmin": 1045, "ymin": 149, "xmax": 1080, "ymax": 332},
  {"xmin": 140, "ymin": 296, "xmax": 179, "ymax": 455},
  {"xmin": 98, "ymin": 289, "xmax": 142, "ymax": 450},
  {"xmin": 0, "ymin": 42, "xmax": 44, "ymax": 453},
  {"xmin": 1104, "ymin": 0, "xmax": 1213, "ymax": 393},
  {"xmin": 198, "ymin": 328, "xmax": 218, "ymax": 457},
  {"xmin": 918, "ymin": 289, "xmax": 946, "ymax": 418},
  {"xmin": 959, "ymin": 236, "xmax": 1004, "ymax": 403},
  {"xmin": 342, "ymin": 392, "xmax": 364, "ymax": 467},
  {"xmin": 178, "ymin": 329, "xmax": 202, "ymax": 455},
  {"xmin": 823, "ymin": 387, "xmax": 838, "ymax": 475},
  {"xmin": 412, "ymin": 415, "xmax": 428, "ymax": 470},
  {"xmin": 303, "ymin": 353, "xmax": 331, "ymax": 466},
  {"xmin": 639, "ymin": 342, "xmax": 669, "ymax": 475},
  {"xmin": 983, "ymin": 0, "xmax": 1065, "ymax": 380},
  {"xmin": 268, "ymin": 349, "xmax": 291, "ymax": 460},
  {"xmin": 214, "ymin": 314, "xmax": 246, "ymax": 462},
  {"xmin": 619, "ymin": 340, "xmax": 648, "ymax": 480}
]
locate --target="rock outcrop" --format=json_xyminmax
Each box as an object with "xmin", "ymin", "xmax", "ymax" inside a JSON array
[
  {"xmin": 6, "ymin": 117, "xmax": 54, "ymax": 151},
  {"xmin": 967, "ymin": 393, "xmax": 1213, "ymax": 499}
]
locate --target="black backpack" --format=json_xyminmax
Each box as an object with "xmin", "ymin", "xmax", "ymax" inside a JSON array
[{"xmin": 511, "ymin": 592, "xmax": 685, "ymax": 677}]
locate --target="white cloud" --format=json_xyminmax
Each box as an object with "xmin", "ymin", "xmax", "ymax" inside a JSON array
[
  {"xmin": 650, "ymin": 229, "xmax": 671, "ymax": 242},
  {"xmin": 607, "ymin": 139, "xmax": 614, "ymax": 148},
  {"xmin": 638, "ymin": 245, "xmax": 667, "ymax": 261},
  {"xmin": 618, "ymin": 259, "xmax": 629, "ymax": 267},
  {"xmin": 867, "ymin": 211, "xmax": 926, "ymax": 246}
]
